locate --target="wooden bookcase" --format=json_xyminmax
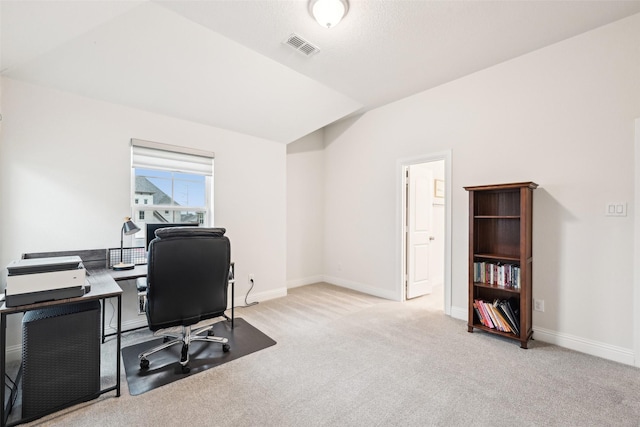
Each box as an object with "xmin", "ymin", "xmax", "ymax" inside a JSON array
[{"xmin": 464, "ymin": 182, "xmax": 537, "ymax": 348}]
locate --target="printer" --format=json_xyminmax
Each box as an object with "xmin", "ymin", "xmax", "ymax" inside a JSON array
[{"xmin": 5, "ymin": 256, "xmax": 86, "ymax": 307}]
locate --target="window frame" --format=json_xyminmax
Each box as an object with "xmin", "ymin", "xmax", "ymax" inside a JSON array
[{"xmin": 130, "ymin": 139, "xmax": 214, "ymax": 245}]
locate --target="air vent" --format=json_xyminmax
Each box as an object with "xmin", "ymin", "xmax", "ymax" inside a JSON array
[{"xmin": 284, "ymin": 33, "xmax": 320, "ymax": 57}]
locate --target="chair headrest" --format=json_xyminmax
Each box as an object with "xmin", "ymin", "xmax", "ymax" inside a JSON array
[{"xmin": 154, "ymin": 227, "xmax": 226, "ymax": 240}]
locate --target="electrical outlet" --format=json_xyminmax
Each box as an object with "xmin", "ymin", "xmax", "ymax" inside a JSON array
[{"xmin": 534, "ymin": 299, "xmax": 545, "ymax": 312}]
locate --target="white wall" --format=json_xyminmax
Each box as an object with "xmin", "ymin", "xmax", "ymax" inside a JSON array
[
  {"xmin": 286, "ymin": 130, "xmax": 325, "ymax": 287},
  {"xmin": 0, "ymin": 77, "xmax": 287, "ymax": 350},
  {"xmin": 322, "ymin": 14, "xmax": 640, "ymax": 363}
]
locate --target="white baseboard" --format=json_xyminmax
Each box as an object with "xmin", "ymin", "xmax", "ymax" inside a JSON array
[
  {"xmin": 234, "ymin": 286, "xmax": 287, "ymax": 307},
  {"xmin": 10, "ymin": 294, "xmax": 632, "ymax": 367},
  {"xmin": 323, "ymin": 275, "xmax": 399, "ymax": 301},
  {"xmin": 287, "ymin": 276, "xmax": 324, "ymax": 289},
  {"xmin": 533, "ymin": 327, "xmax": 635, "ymax": 366},
  {"xmin": 450, "ymin": 304, "xmax": 635, "ymax": 366},
  {"xmin": 143, "ymin": 290, "xmax": 634, "ymax": 366},
  {"xmin": 450, "ymin": 305, "xmax": 467, "ymax": 322}
]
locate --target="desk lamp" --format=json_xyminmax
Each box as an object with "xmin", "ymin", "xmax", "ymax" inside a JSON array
[{"xmin": 112, "ymin": 217, "xmax": 141, "ymax": 271}]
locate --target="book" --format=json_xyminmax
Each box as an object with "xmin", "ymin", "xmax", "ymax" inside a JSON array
[
  {"xmin": 498, "ymin": 299, "xmax": 520, "ymax": 335},
  {"xmin": 491, "ymin": 300, "xmax": 512, "ymax": 333},
  {"xmin": 473, "ymin": 261, "xmax": 520, "ymax": 288},
  {"xmin": 473, "ymin": 298, "xmax": 521, "ymax": 335},
  {"xmin": 474, "ymin": 299, "xmax": 494, "ymax": 329},
  {"xmin": 473, "ymin": 302, "xmax": 485, "ymax": 327}
]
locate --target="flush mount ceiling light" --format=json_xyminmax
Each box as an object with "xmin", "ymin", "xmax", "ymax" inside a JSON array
[{"xmin": 309, "ymin": 0, "xmax": 349, "ymax": 29}]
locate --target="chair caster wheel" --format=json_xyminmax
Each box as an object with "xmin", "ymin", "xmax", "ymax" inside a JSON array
[
  {"xmin": 140, "ymin": 358, "xmax": 149, "ymax": 369},
  {"xmin": 207, "ymin": 330, "xmax": 215, "ymax": 336},
  {"xmin": 181, "ymin": 365, "xmax": 190, "ymax": 374},
  {"xmin": 222, "ymin": 344, "xmax": 230, "ymax": 353}
]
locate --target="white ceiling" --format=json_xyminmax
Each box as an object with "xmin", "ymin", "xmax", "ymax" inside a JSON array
[{"xmin": 2, "ymin": 0, "xmax": 640, "ymax": 144}]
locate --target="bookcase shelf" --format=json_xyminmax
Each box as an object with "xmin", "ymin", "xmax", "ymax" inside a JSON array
[
  {"xmin": 473, "ymin": 253, "xmax": 521, "ymax": 262},
  {"xmin": 464, "ymin": 181, "xmax": 537, "ymax": 348},
  {"xmin": 472, "ymin": 282, "xmax": 521, "ymax": 294}
]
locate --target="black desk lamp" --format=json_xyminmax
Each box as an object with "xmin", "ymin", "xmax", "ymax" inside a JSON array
[{"xmin": 112, "ymin": 217, "xmax": 141, "ymax": 271}]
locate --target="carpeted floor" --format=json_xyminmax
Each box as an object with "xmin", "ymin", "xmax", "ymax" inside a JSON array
[{"xmin": 15, "ymin": 282, "xmax": 640, "ymax": 426}]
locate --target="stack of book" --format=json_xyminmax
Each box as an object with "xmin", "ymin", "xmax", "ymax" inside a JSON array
[
  {"xmin": 473, "ymin": 261, "xmax": 520, "ymax": 289},
  {"xmin": 473, "ymin": 298, "xmax": 520, "ymax": 335}
]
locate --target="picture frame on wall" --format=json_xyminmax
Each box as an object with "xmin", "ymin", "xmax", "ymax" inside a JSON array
[{"xmin": 434, "ymin": 179, "xmax": 444, "ymax": 204}]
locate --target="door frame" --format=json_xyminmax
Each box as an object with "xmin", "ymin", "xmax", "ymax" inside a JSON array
[
  {"xmin": 634, "ymin": 118, "xmax": 640, "ymax": 367},
  {"xmin": 396, "ymin": 150, "xmax": 452, "ymax": 314}
]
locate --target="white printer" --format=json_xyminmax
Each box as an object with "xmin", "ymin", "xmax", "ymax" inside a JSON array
[{"xmin": 5, "ymin": 256, "xmax": 86, "ymax": 307}]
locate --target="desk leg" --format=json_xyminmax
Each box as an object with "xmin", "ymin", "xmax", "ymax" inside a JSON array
[
  {"xmin": 116, "ymin": 295, "xmax": 121, "ymax": 397},
  {"xmin": 1, "ymin": 313, "xmax": 6, "ymax": 427},
  {"xmin": 231, "ymin": 281, "xmax": 234, "ymax": 329},
  {"xmin": 230, "ymin": 262, "xmax": 234, "ymax": 329},
  {"xmin": 101, "ymin": 299, "xmax": 106, "ymax": 344}
]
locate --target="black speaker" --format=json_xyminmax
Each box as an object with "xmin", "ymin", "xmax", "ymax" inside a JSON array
[{"xmin": 21, "ymin": 300, "xmax": 101, "ymax": 419}]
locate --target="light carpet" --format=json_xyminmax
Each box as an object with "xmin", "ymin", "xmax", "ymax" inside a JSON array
[{"xmin": 19, "ymin": 283, "xmax": 640, "ymax": 426}]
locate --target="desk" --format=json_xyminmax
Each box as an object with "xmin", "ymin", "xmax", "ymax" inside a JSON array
[
  {"xmin": 102, "ymin": 264, "xmax": 147, "ymax": 343},
  {"xmin": 2, "ymin": 249, "xmax": 235, "ymax": 425},
  {"xmin": 1, "ymin": 252, "xmax": 123, "ymax": 427}
]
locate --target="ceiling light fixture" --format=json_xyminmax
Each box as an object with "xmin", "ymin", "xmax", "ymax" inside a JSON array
[{"xmin": 309, "ymin": 0, "xmax": 348, "ymax": 29}]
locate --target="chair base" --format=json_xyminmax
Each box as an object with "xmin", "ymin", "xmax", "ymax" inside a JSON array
[{"xmin": 138, "ymin": 317, "xmax": 229, "ymax": 373}]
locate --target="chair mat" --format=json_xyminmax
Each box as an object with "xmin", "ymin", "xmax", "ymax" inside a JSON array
[{"xmin": 121, "ymin": 317, "xmax": 276, "ymax": 396}]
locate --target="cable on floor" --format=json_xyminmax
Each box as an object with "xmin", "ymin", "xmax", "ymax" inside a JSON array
[{"xmin": 235, "ymin": 278, "xmax": 258, "ymax": 308}]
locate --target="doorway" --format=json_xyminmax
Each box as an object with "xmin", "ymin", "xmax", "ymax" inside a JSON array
[{"xmin": 399, "ymin": 152, "xmax": 450, "ymax": 314}]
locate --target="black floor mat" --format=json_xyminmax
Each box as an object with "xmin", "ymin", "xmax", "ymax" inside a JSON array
[{"xmin": 121, "ymin": 318, "xmax": 276, "ymax": 396}]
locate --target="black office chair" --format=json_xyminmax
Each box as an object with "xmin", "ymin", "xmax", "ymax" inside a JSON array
[{"xmin": 138, "ymin": 227, "xmax": 231, "ymax": 373}]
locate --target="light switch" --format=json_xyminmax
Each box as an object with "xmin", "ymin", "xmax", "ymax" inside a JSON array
[{"xmin": 605, "ymin": 202, "xmax": 627, "ymax": 217}]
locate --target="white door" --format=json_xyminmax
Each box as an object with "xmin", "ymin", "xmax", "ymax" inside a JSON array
[{"xmin": 406, "ymin": 164, "xmax": 433, "ymax": 299}]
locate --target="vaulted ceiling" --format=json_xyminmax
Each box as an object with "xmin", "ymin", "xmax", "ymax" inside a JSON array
[{"xmin": 2, "ymin": 1, "xmax": 640, "ymax": 143}]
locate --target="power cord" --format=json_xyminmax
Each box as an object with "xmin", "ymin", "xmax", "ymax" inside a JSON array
[
  {"xmin": 107, "ymin": 298, "xmax": 116, "ymax": 330},
  {"xmin": 245, "ymin": 278, "xmax": 259, "ymax": 307},
  {"xmin": 236, "ymin": 278, "xmax": 258, "ymax": 308}
]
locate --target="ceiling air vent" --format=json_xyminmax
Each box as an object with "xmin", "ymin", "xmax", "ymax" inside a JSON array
[{"xmin": 284, "ymin": 33, "xmax": 320, "ymax": 57}]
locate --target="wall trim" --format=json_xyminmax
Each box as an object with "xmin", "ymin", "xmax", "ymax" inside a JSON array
[
  {"xmin": 10, "ymin": 291, "xmax": 633, "ymax": 367},
  {"xmin": 450, "ymin": 304, "xmax": 634, "ymax": 366},
  {"xmin": 450, "ymin": 305, "xmax": 467, "ymax": 321},
  {"xmin": 323, "ymin": 275, "xmax": 398, "ymax": 301},
  {"xmin": 287, "ymin": 275, "xmax": 325, "ymax": 289},
  {"xmin": 634, "ymin": 117, "xmax": 640, "ymax": 368},
  {"xmin": 234, "ymin": 287, "xmax": 287, "ymax": 307},
  {"xmin": 533, "ymin": 327, "xmax": 635, "ymax": 366}
]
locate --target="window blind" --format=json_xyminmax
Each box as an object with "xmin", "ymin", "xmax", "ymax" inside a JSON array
[{"xmin": 131, "ymin": 138, "xmax": 214, "ymax": 176}]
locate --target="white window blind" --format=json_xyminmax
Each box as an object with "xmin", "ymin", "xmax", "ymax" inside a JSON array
[{"xmin": 131, "ymin": 138, "xmax": 214, "ymax": 176}]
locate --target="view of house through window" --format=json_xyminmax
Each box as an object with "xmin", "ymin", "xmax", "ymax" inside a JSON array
[
  {"xmin": 134, "ymin": 168, "xmax": 206, "ymax": 222},
  {"xmin": 130, "ymin": 139, "xmax": 214, "ymax": 247}
]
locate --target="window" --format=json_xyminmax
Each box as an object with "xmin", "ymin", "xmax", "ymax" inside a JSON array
[{"xmin": 130, "ymin": 139, "xmax": 214, "ymax": 245}]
